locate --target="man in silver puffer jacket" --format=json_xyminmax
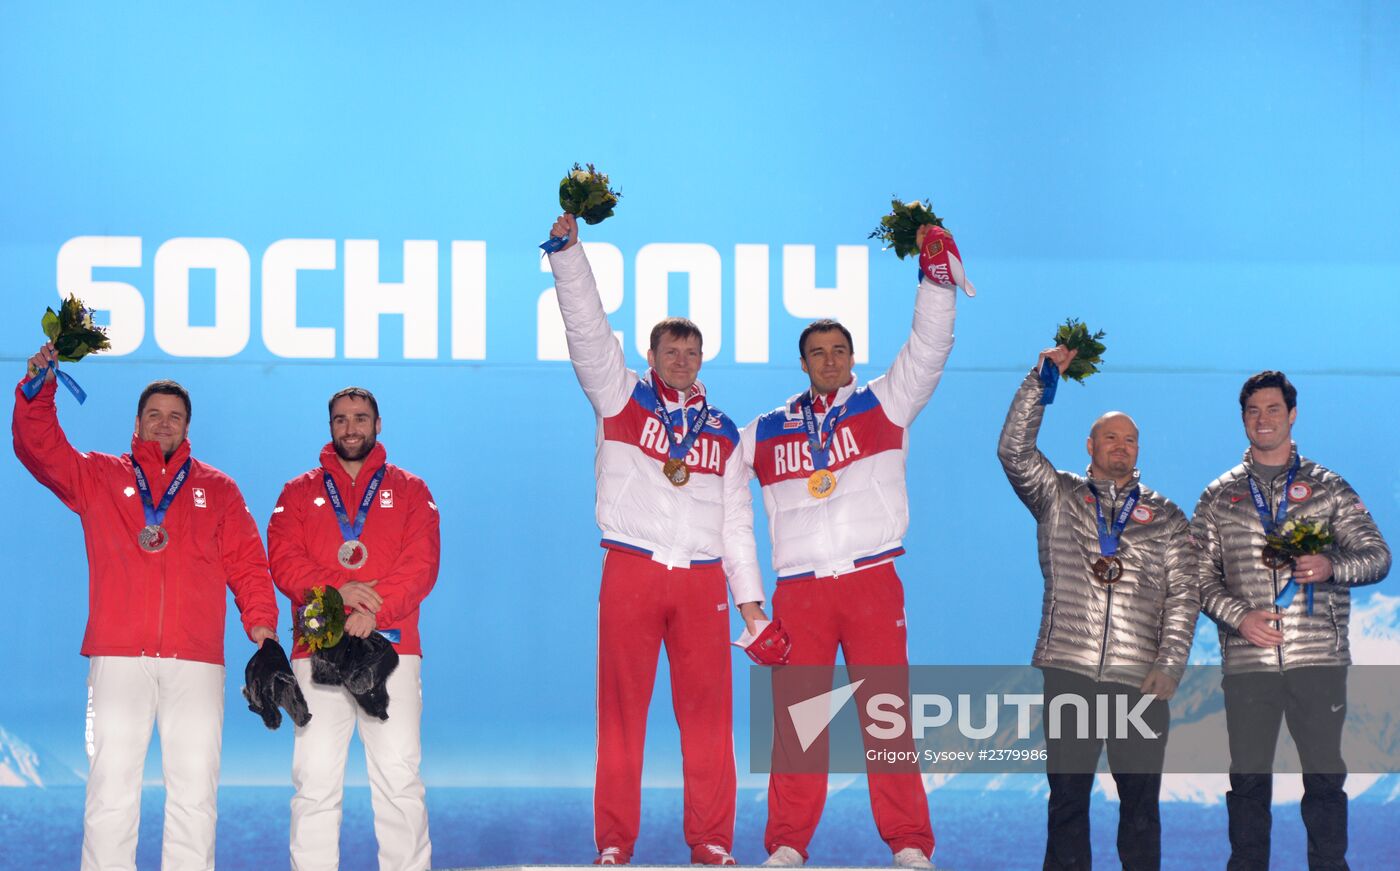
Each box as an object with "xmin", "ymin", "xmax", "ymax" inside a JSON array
[
  {"xmin": 1192, "ymin": 370, "xmax": 1390, "ymax": 871},
  {"xmin": 999, "ymin": 346, "xmax": 1199, "ymax": 871}
]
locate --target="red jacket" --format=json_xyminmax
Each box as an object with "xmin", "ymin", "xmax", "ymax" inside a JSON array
[
  {"xmin": 12, "ymin": 380, "xmax": 280, "ymax": 665},
  {"xmin": 267, "ymin": 442, "xmax": 440, "ymax": 658}
]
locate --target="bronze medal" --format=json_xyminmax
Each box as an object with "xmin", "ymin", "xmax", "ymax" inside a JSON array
[
  {"xmin": 807, "ymin": 469, "xmax": 837, "ymax": 499},
  {"xmin": 662, "ymin": 458, "xmax": 690, "ymax": 487},
  {"xmin": 1260, "ymin": 546, "xmax": 1293, "ymax": 571},
  {"xmin": 1091, "ymin": 555, "xmax": 1123, "ymax": 585},
  {"xmin": 138, "ymin": 524, "xmax": 169, "ymax": 553},
  {"xmin": 338, "ymin": 539, "xmax": 369, "ymax": 570}
]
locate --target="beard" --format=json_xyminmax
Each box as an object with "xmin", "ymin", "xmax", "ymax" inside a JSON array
[{"xmin": 333, "ymin": 434, "xmax": 376, "ymax": 462}]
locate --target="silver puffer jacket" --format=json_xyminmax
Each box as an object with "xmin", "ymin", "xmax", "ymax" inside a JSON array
[
  {"xmin": 1191, "ymin": 446, "xmax": 1390, "ymax": 675},
  {"xmin": 998, "ymin": 371, "xmax": 1199, "ymax": 685}
]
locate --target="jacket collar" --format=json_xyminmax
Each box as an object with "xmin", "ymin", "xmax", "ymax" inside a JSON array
[
  {"xmin": 1084, "ymin": 466, "xmax": 1142, "ymax": 501},
  {"xmin": 789, "ymin": 373, "xmax": 858, "ymax": 415},
  {"xmin": 1243, "ymin": 443, "xmax": 1299, "ymax": 480},
  {"xmin": 319, "ymin": 441, "xmax": 388, "ymax": 484},
  {"xmin": 648, "ymin": 370, "xmax": 707, "ymax": 408},
  {"xmin": 129, "ymin": 435, "xmax": 192, "ymax": 477}
]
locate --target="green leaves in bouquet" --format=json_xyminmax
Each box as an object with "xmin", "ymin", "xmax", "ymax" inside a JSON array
[
  {"xmin": 44, "ymin": 296, "xmax": 112, "ymax": 363},
  {"xmin": 299, "ymin": 584, "xmax": 348, "ymax": 651},
  {"xmin": 868, "ymin": 197, "xmax": 945, "ymax": 260},
  {"xmin": 558, "ymin": 162, "xmax": 622, "ymax": 226},
  {"xmin": 1053, "ymin": 318, "xmax": 1107, "ymax": 383},
  {"xmin": 1265, "ymin": 517, "xmax": 1334, "ymax": 558}
]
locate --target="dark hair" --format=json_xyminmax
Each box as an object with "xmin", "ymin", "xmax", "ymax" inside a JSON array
[
  {"xmin": 1239, "ymin": 370, "xmax": 1297, "ymax": 413},
  {"xmin": 329, "ymin": 387, "xmax": 380, "ymax": 421},
  {"xmin": 798, "ymin": 319, "xmax": 855, "ymax": 360},
  {"xmin": 649, "ymin": 317, "xmax": 703, "ymax": 353},
  {"xmin": 137, "ymin": 380, "xmax": 192, "ymax": 421}
]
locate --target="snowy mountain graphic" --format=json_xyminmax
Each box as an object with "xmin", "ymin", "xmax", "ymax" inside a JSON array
[{"xmin": 0, "ymin": 724, "xmax": 85, "ymax": 787}]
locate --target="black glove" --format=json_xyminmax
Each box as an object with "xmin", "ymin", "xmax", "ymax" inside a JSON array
[
  {"xmin": 311, "ymin": 632, "xmax": 400, "ymax": 721},
  {"xmin": 241, "ymin": 639, "xmax": 312, "ymax": 730}
]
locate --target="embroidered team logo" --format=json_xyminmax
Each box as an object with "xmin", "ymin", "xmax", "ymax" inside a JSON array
[
  {"xmin": 313, "ymin": 497, "xmax": 326, "ymax": 507},
  {"xmin": 379, "ymin": 489, "xmax": 394, "ymax": 508},
  {"xmin": 192, "ymin": 487, "xmax": 207, "ymax": 509},
  {"xmin": 1131, "ymin": 505, "xmax": 1154, "ymax": 524},
  {"xmin": 706, "ymin": 414, "xmax": 724, "ymax": 429},
  {"xmin": 783, "ymin": 420, "xmax": 802, "ymax": 430},
  {"xmin": 123, "ymin": 486, "xmax": 136, "ymax": 498},
  {"xmin": 1084, "ymin": 495, "xmax": 1096, "ymax": 504},
  {"xmin": 1288, "ymin": 482, "xmax": 1312, "ymax": 503}
]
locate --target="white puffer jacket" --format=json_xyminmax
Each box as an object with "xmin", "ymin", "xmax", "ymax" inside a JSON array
[
  {"xmin": 548, "ymin": 244, "xmax": 763, "ymax": 606},
  {"xmin": 741, "ymin": 277, "xmax": 956, "ymax": 581}
]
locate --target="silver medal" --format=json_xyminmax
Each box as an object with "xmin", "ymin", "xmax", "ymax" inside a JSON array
[
  {"xmin": 338, "ymin": 539, "xmax": 369, "ymax": 570},
  {"xmin": 138, "ymin": 524, "xmax": 169, "ymax": 553}
]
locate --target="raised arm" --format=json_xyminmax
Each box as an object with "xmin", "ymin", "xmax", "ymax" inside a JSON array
[
  {"xmin": 868, "ymin": 276, "xmax": 957, "ymax": 428},
  {"xmin": 12, "ymin": 343, "xmax": 89, "ymax": 512},
  {"xmin": 997, "ymin": 352, "xmax": 1072, "ymax": 521},
  {"xmin": 545, "ymin": 214, "xmax": 635, "ymax": 418}
]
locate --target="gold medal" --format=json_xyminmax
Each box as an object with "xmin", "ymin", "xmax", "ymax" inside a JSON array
[
  {"xmin": 338, "ymin": 539, "xmax": 369, "ymax": 570},
  {"xmin": 662, "ymin": 458, "xmax": 690, "ymax": 487},
  {"xmin": 807, "ymin": 469, "xmax": 837, "ymax": 499},
  {"xmin": 138, "ymin": 524, "xmax": 169, "ymax": 553},
  {"xmin": 1091, "ymin": 556, "xmax": 1123, "ymax": 585}
]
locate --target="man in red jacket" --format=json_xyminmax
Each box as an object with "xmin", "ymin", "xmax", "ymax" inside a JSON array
[
  {"xmin": 13, "ymin": 342, "xmax": 280, "ymax": 871},
  {"xmin": 268, "ymin": 386, "xmax": 441, "ymax": 871}
]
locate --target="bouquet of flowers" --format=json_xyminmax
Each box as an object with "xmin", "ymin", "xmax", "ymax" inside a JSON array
[
  {"xmin": 44, "ymin": 296, "xmax": 111, "ymax": 362},
  {"xmin": 1264, "ymin": 517, "xmax": 1333, "ymax": 565},
  {"xmin": 296, "ymin": 585, "xmax": 347, "ymax": 652},
  {"xmin": 1267, "ymin": 517, "xmax": 1333, "ymax": 615},
  {"xmin": 868, "ymin": 197, "xmax": 944, "ymax": 259},
  {"xmin": 559, "ymin": 162, "xmax": 621, "ymax": 224},
  {"xmin": 1052, "ymin": 318, "xmax": 1107, "ymax": 383},
  {"xmin": 21, "ymin": 296, "xmax": 111, "ymax": 403},
  {"xmin": 541, "ymin": 163, "xmax": 622, "ymax": 252}
]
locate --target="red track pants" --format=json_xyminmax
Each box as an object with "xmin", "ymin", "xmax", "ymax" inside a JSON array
[
  {"xmin": 595, "ymin": 549, "xmax": 736, "ymax": 859},
  {"xmin": 765, "ymin": 562, "xmax": 934, "ymax": 860}
]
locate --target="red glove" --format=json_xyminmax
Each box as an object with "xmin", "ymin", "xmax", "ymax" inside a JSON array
[
  {"xmin": 919, "ymin": 226, "xmax": 976, "ymax": 296},
  {"xmin": 743, "ymin": 618, "xmax": 793, "ymax": 666}
]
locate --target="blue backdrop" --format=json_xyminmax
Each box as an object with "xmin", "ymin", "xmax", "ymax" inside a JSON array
[{"xmin": 2, "ymin": 2, "xmax": 1397, "ymax": 868}]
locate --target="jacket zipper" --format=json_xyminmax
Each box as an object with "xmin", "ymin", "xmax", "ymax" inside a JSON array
[
  {"xmin": 156, "ymin": 553, "xmax": 167, "ymax": 657},
  {"xmin": 1267, "ymin": 476, "xmax": 1283, "ymax": 672},
  {"xmin": 1096, "ymin": 484, "xmax": 1117, "ymax": 679},
  {"xmin": 1097, "ymin": 585, "xmax": 1114, "ymax": 679},
  {"xmin": 156, "ymin": 464, "xmax": 168, "ymax": 657}
]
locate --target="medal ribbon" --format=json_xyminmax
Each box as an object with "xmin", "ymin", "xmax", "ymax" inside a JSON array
[
  {"xmin": 1086, "ymin": 482, "xmax": 1140, "ymax": 559},
  {"xmin": 322, "ymin": 466, "xmax": 388, "ymax": 544},
  {"xmin": 21, "ymin": 362, "xmax": 89, "ymax": 404},
  {"xmin": 132, "ymin": 459, "xmax": 193, "ymax": 528},
  {"xmin": 648, "ymin": 377, "xmax": 709, "ymax": 461},
  {"xmin": 1249, "ymin": 456, "xmax": 1313, "ymax": 615},
  {"xmin": 1037, "ymin": 359, "xmax": 1060, "ymax": 406},
  {"xmin": 798, "ymin": 392, "xmax": 846, "ymax": 472}
]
